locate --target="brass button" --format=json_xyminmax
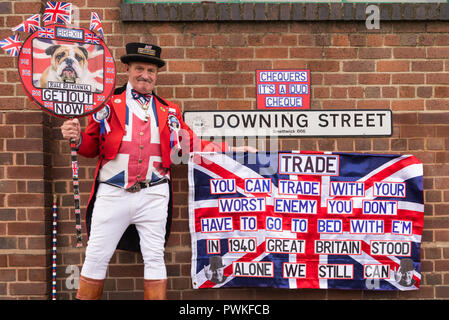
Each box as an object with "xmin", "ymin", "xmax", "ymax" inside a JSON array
[
  {"xmin": 140, "ymin": 145, "xmax": 144, "ymax": 149},
  {"xmin": 140, "ymin": 132, "xmax": 144, "ymax": 136},
  {"xmin": 138, "ymin": 159, "xmax": 143, "ymax": 163}
]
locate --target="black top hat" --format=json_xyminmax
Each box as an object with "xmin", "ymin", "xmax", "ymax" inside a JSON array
[{"xmin": 120, "ymin": 42, "xmax": 166, "ymax": 68}]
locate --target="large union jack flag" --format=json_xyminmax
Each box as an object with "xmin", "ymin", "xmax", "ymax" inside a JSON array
[
  {"xmin": 188, "ymin": 151, "xmax": 424, "ymax": 291},
  {"xmin": 43, "ymin": 1, "xmax": 72, "ymax": 25},
  {"xmin": 11, "ymin": 14, "xmax": 40, "ymax": 33},
  {"xmin": 0, "ymin": 34, "xmax": 22, "ymax": 57}
]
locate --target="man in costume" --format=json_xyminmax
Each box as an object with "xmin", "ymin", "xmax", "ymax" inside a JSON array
[{"xmin": 61, "ymin": 43, "xmax": 249, "ymax": 300}]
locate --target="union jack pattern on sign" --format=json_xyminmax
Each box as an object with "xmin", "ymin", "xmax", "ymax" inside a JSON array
[{"xmin": 188, "ymin": 151, "xmax": 423, "ymax": 290}]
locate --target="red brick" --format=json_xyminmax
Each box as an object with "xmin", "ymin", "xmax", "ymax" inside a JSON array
[
  {"xmin": 186, "ymin": 48, "xmax": 219, "ymax": 60},
  {"xmin": 108, "ymin": 265, "xmax": 144, "ymax": 277},
  {"xmin": 7, "ymin": 194, "xmax": 45, "ymax": 208},
  {"xmin": 192, "ymin": 87, "xmax": 209, "ymax": 99},
  {"xmin": 273, "ymin": 60, "xmax": 307, "ymax": 69},
  {"xmin": 427, "ymin": 47, "xmax": 449, "ymax": 59},
  {"xmin": 348, "ymin": 87, "xmax": 364, "ymax": 98},
  {"xmin": 8, "ymin": 222, "xmax": 46, "ymax": 235},
  {"xmin": 359, "ymin": 48, "xmax": 391, "ymax": 59},
  {"xmin": 399, "ymin": 86, "xmax": 415, "ymax": 98},
  {"xmin": 343, "ymin": 61, "xmax": 375, "ymax": 72},
  {"xmin": 220, "ymin": 73, "xmax": 253, "ymax": 85},
  {"xmin": 162, "ymin": 48, "xmax": 185, "ymax": 60},
  {"xmin": 4, "ymin": 112, "xmax": 44, "ymax": 124},
  {"xmin": 377, "ymin": 60, "xmax": 410, "ymax": 72},
  {"xmin": 427, "ymin": 73, "xmax": 449, "ymax": 84},
  {"xmin": 412, "ymin": 61, "xmax": 444, "ymax": 72},
  {"xmin": 256, "ymin": 47, "xmax": 288, "ymax": 59},
  {"xmin": 221, "ymin": 48, "xmax": 254, "ymax": 59},
  {"xmin": 427, "ymin": 99, "xmax": 449, "ymax": 110},
  {"xmin": 392, "ymin": 73, "xmax": 425, "ymax": 84},
  {"xmin": 400, "ymin": 125, "xmax": 435, "ymax": 137},
  {"xmin": 168, "ymin": 61, "xmax": 202, "ymax": 73},
  {"xmin": 204, "ymin": 61, "xmax": 237, "ymax": 72},
  {"xmin": 419, "ymin": 113, "xmax": 449, "ymax": 124},
  {"xmin": 9, "ymin": 283, "xmax": 48, "ymax": 296},
  {"xmin": 324, "ymin": 74, "xmax": 357, "ymax": 85},
  {"xmin": 417, "ymin": 86, "xmax": 433, "ymax": 98},
  {"xmin": 0, "ymin": 97, "xmax": 25, "ymax": 110},
  {"xmin": 366, "ymin": 34, "xmax": 383, "ymax": 47},
  {"xmin": 358, "ymin": 73, "xmax": 390, "ymax": 85},
  {"xmin": 280, "ymin": 34, "xmax": 297, "ymax": 46},
  {"xmin": 185, "ymin": 74, "xmax": 218, "ymax": 85},
  {"xmin": 393, "ymin": 47, "xmax": 426, "ymax": 59},
  {"xmin": 435, "ymin": 86, "xmax": 449, "ymax": 98},
  {"xmin": 156, "ymin": 74, "xmax": 183, "ymax": 86},
  {"xmin": 436, "ymin": 286, "xmax": 449, "ymax": 298},
  {"xmin": 313, "ymin": 87, "xmax": 330, "ymax": 98},
  {"xmin": 391, "ymin": 100, "xmax": 425, "ymax": 111},
  {"xmin": 357, "ymin": 100, "xmax": 390, "ymax": 109},
  {"xmin": 9, "ymin": 254, "xmax": 48, "ymax": 267},
  {"xmin": 308, "ymin": 61, "xmax": 340, "ymax": 72},
  {"xmin": 331, "ymin": 87, "xmax": 347, "ymax": 99},
  {"xmin": 324, "ymin": 48, "xmax": 357, "ymax": 59},
  {"xmin": 238, "ymin": 60, "xmax": 272, "ymax": 71},
  {"xmin": 218, "ymin": 100, "xmax": 252, "ymax": 109},
  {"xmin": 290, "ymin": 47, "xmax": 322, "ymax": 59},
  {"xmin": 12, "ymin": 1, "xmax": 42, "ymax": 14},
  {"xmin": 332, "ymin": 34, "xmax": 349, "ymax": 46},
  {"xmin": 6, "ymin": 166, "xmax": 44, "ymax": 179},
  {"xmin": 175, "ymin": 87, "xmax": 192, "ymax": 98}
]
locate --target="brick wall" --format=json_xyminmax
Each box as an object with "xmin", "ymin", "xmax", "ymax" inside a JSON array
[{"xmin": 1, "ymin": 1, "xmax": 449, "ymax": 299}]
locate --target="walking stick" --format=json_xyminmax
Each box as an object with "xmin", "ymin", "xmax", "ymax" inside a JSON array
[
  {"xmin": 70, "ymin": 137, "xmax": 83, "ymax": 248},
  {"xmin": 52, "ymin": 195, "xmax": 58, "ymax": 300}
]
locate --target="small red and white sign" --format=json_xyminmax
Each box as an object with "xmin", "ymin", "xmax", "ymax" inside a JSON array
[{"xmin": 256, "ymin": 69, "xmax": 310, "ymax": 110}]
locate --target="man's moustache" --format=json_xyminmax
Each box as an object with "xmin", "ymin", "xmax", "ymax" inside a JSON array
[{"xmin": 137, "ymin": 78, "xmax": 152, "ymax": 83}]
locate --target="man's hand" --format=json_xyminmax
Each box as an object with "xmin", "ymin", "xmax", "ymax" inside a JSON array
[
  {"xmin": 231, "ymin": 146, "xmax": 258, "ymax": 153},
  {"xmin": 61, "ymin": 118, "xmax": 81, "ymax": 144}
]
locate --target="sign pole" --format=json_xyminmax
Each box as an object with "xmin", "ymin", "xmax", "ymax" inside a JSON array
[{"xmin": 70, "ymin": 136, "xmax": 83, "ymax": 248}]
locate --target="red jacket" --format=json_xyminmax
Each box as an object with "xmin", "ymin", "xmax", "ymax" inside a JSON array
[{"xmin": 79, "ymin": 84, "xmax": 228, "ymax": 251}]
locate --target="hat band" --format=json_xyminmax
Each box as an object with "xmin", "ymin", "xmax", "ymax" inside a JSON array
[{"xmin": 137, "ymin": 47, "xmax": 156, "ymax": 56}]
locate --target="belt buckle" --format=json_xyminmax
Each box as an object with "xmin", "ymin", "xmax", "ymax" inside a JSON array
[{"xmin": 127, "ymin": 183, "xmax": 141, "ymax": 193}]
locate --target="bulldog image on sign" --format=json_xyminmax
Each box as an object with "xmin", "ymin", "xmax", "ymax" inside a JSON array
[{"xmin": 34, "ymin": 40, "xmax": 104, "ymax": 93}]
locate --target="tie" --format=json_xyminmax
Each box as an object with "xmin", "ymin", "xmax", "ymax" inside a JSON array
[{"xmin": 131, "ymin": 89, "xmax": 152, "ymax": 103}]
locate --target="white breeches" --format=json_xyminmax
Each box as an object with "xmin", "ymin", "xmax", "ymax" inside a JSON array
[{"xmin": 80, "ymin": 182, "xmax": 169, "ymax": 280}]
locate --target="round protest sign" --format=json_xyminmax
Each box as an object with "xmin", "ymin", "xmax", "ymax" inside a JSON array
[{"xmin": 18, "ymin": 24, "xmax": 115, "ymax": 118}]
